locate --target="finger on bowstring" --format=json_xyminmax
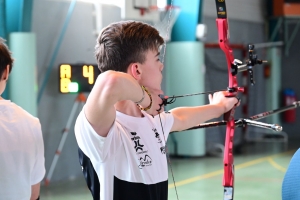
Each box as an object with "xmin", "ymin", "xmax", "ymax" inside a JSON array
[
  {"xmin": 158, "ymin": 94, "xmax": 170, "ymax": 106},
  {"xmin": 157, "ymin": 103, "xmax": 164, "ymax": 112},
  {"xmin": 157, "ymin": 108, "xmax": 164, "ymax": 114},
  {"xmin": 156, "ymin": 99, "xmax": 167, "ymax": 113},
  {"xmin": 156, "ymin": 105, "xmax": 164, "ymax": 113}
]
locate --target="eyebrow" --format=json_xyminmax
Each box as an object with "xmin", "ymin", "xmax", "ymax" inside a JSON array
[{"xmin": 156, "ymin": 52, "xmax": 160, "ymax": 57}]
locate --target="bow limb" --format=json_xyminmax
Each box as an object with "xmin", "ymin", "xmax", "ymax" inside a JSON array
[{"xmin": 217, "ymin": 19, "xmax": 236, "ymax": 89}]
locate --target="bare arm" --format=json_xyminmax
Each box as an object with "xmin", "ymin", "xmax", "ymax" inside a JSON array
[
  {"xmin": 170, "ymin": 92, "xmax": 239, "ymax": 132},
  {"xmin": 84, "ymin": 70, "xmax": 151, "ymax": 137},
  {"xmin": 30, "ymin": 183, "xmax": 40, "ymax": 200}
]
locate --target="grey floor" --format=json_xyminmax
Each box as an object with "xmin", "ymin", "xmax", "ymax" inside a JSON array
[{"xmin": 40, "ymin": 140, "xmax": 298, "ymax": 200}]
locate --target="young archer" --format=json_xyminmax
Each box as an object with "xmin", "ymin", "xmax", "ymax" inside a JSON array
[{"xmin": 75, "ymin": 20, "xmax": 239, "ymax": 200}]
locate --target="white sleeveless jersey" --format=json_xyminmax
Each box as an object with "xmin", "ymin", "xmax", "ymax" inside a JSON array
[{"xmin": 75, "ymin": 108, "xmax": 174, "ymax": 200}]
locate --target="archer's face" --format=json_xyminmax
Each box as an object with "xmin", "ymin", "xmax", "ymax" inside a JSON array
[{"xmin": 139, "ymin": 49, "xmax": 164, "ymax": 90}]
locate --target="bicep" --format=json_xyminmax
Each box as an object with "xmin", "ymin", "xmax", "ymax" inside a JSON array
[
  {"xmin": 170, "ymin": 110, "xmax": 186, "ymax": 132},
  {"xmin": 169, "ymin": 107, "xmax": 199, "ymax": 132}
]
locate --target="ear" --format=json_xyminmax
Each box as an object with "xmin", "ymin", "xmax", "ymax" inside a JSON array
[
  {"xmin": 128, "ymin": 63, "xmax": 142, "ymax": 80},
  {"xmin": 2, "ymin": 65, "xmax": 9, "ymax": 81}
]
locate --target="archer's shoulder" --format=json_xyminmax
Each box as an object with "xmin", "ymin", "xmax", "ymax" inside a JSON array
[{"xmin": 0, "ymin": 101, "xmax": 41, "ymax": 131}]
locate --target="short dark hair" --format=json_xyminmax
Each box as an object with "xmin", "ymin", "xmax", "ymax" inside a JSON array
[
  {"xmin": 95, "ymin": 21, "xmax": 164, "ymax": 73},
  {"xmin": 0, "ymin": 38, "xmax": 14, "ymax": 77}
]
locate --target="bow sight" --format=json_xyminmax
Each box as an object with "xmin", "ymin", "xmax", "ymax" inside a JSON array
[{"xmin": 231, "ymin": 44, "xmax": 267, "ymax": 85}]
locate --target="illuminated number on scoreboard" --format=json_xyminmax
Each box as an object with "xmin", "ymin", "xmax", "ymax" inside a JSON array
[
  {"xmin": 60, "ymin": 64, "xmax": 71, "ymax": 93},
  {"xmin": 83, "ymin": 65, "xmax": 94, "ymax": 84},
  {"xmin": 59, "ymin": 64, "xmax": 100, "ymax": 93}
]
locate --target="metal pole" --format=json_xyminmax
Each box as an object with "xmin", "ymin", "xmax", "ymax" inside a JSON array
[{"xmin": 45, "ymin": 94, "xmax": 86, "ymax": 186}]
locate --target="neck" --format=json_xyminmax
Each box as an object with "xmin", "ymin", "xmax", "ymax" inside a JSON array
[{"xmin": 115, "ymin": 100, "xmax": 144, "ymax": 117}]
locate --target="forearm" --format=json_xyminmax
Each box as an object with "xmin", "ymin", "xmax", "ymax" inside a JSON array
[
  {"xmin": 170, "ymin": 104, "xmax": 225, "ymax": 132},
  {"xmin": 30, "ymin": 183, "xmax": 40, "ymax": 200}
]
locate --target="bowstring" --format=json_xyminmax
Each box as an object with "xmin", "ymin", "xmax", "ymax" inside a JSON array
[
  {"xmin": 161, "ymin": 1, "xmax": 173, "ymax": 64},
  {"xmin": 158, "ymin": 0, "xmax": 180, "ymax": 199},
  {"xmin": 158, "ymin": 114, "xmax": 179, "ymax": 200}
]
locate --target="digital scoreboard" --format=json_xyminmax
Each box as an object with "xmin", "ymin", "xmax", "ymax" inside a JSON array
[{"xmin": 59, "ymin": 64, "xmax": 100, "ymax": 93}]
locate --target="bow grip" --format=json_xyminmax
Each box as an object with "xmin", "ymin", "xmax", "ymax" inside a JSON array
[{"xmin": 223, "ymin": 87, "xmax": 243, "ymax": 121}]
